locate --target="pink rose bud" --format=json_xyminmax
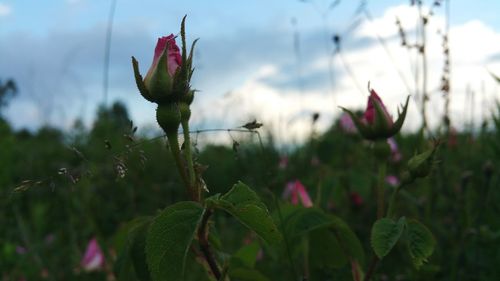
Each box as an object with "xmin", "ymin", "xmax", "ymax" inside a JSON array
[
  {"xmin": 81, "ymin": 238, "xmax": 105, "ymax": 272},
  {"xmin": 283, "ymin": 180, "xmax": 313, "ymax": 208},
  {"xmin": 142, "ymin": 35, "xmax": 182, "ymax": 96},
  {"xmin": 340, "ymin": 85, "xmax": 409, "ymax": 140},
  {"xmin": 295, "ymin": 180, "xmax": 313, "ymax": 207},
  {"xmin": 146, "ymin": 35, "xmax": 181, "ymax": 79},
  {"xmin": 363, "ymin": 89, "xmax": 393, "ymax": 127}
]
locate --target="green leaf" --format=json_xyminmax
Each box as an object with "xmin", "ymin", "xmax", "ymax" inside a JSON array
[
  {"xmin": 329, "ymin": 215, "xmax": 366, "ymax": 265},
  {"xmin": 280, "ymin": 206, "xmax": 332, "ymax": 237},
  {"xmin": 232, "ymin": 241, "xmax": 261, "ymax": 268},
  {"xmin": 406, "ymin": 219, "xmax": 436, "ymax": 269},
  {"xmin": 146, "ymin": 201, "xmax": 204, "ymax": 281},
  {"xmin": 114, "ymin": 217, "xmax": 152, "ymax": 281},
  {"xmin": 279, "ymin": 205, "xmax": 365, "ymax": 265},
  {"xmin": 371, "ymin": 217, "xmax": 406, "ymax": 258},
  {"xmin": 129, "ymin": 219, "xmax": 153, "ymax": 281},
  {"xmin": 229, "ymin": 268, "xmax": 271, "ymax": 281},
  {"xmin": 309, "ymin": 228, "xmax": 347, "ymax": 269},
  {"xmin": 208, "ymin": 181, "xmax": 282, "ymax": 245}
]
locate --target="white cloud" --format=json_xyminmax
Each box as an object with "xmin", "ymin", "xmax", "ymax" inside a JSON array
[
  {"xmin": 0, "ymin": 3, "xmax": 12, "ymax": 16},
  {"xmin": 194, "ymin": 4, "xmax": 500, "ymax": 143}
]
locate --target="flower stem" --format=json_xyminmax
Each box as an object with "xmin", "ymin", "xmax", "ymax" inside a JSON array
[
  {"xmin": 181, "ymin": 120, "xmax": 199, "ymax": 201},
  {"xmin": 376, "ymin": 162, "xmax": 387, "ymax": 219},
  {"xmin": 386, "ymin": 184, "xmax": 403, "ymax": 218},
  {"xmin": 166, "ymin": 132, "xmax": 191, "ymax": 198}
]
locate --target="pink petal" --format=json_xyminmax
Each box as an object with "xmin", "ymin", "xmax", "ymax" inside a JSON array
[
  {"xmin": 147, "ymin": 34, "xmax": 182, "ymax": 79},
  {"xmin": 364, "ymin": 89, "xmax": 393, "ymax": 126},
  {"xmin": 385, "ymin": 175, "xmax": 400, "ymax": 187},
  {"xmin": 295, "ymin": 180, "xmax": 313, "ymax": 208},
  {"xmin": 387, "ymin": 138, "xmax": 402, "ymax": 162},
  {"xmin": 81, "ymin": 238, "xmax": 105, "ymax": 272},
  {"xmin": 340, "ymin": 112, "xmax": 357, "ymax": 133}
]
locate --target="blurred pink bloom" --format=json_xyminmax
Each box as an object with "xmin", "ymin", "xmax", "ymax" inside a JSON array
[
  {"xmin": 339, "ymin": 112, "xmax": 357, "ymax": 133},
  {"xmin": 278, "ymin": 156, "xmax": 288, "ymax": 170},
  {"xmin": 363, "ymin": 89, "xmax": 393, "ymax": 126},
  {"xmin": 283, "ymin": 180, "xmax": 313, "ymax": 208},
  {"xmin": 81, "ymin": 238, "xmax": 105, "ymax": 272},
  {"xmin": 386, "ymin": 175, "xmax": 400, "ymax": 187},
  {"xmin": 16, "ymin": 246, "xmax": 27, "ymax": 255},
  {"xmin": 387, "ymin": 137, "xmax": 402, "ymax": 162},
  {"xmin": 350, "ymin": 192, "xmax": 363, "ymax": 207}
]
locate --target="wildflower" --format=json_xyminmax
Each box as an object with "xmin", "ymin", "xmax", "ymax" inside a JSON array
[
  {"xmin": 283, "ymin": 180, "xmax": 313, "ymax": 208},
  {"xmin": 81, "ymin": 238, "xmax": 105, "ymax": 272},
  {"xmin": 386, "ymin": 175, "xmax": 400, "ymax": 187},
  {"xmin": 341, "ymin": 86, "xmax": 409, "ymax": 141}
]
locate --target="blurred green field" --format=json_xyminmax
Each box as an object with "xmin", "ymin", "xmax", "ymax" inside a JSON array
[{"xmin": 2, "ymin": 100, "xmax": 500, "ymax": 280}]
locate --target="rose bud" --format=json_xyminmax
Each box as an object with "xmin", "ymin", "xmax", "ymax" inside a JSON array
[
  {"xmin": 407, "ymin": 141, "xmax": 440, "ymax": 180},
  {"xmin": 341, "ymin": 85, "xmax": 410, "ymax": 141},
  {"xmin": 132, "ymin": 17, "xmax": 198, "ymax": 137},
  {"xmin": 283, "ymin": 180, "xmax": 313, "ymax": 208},
  {"xmin": 132, "ymin": 16, "xmax": 198, "ymax": 106}
]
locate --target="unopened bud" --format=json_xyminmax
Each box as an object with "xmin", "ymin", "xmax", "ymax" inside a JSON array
[{"xmin": 407, "ymin": 143, "xmax": 439, "ymax": 179}]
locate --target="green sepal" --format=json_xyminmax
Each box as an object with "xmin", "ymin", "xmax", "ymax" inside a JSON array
[
  {"xmin": 132, "ymin": 56, "xmax": 154, "ymax": 103},
  {"xmin": 151, "ymin": 48, "xmax": 176, "ymax": 104},
  {"xmin": 388, "ymin": 95, "xmax": 410, "ymax": 137}
]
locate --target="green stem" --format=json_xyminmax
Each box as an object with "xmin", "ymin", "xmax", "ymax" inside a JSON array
[
  {"xmin": 181, "ymin": 120, "xmax": 199, "ymax": 201},
  {"xmin": 303, "ymin": 237, "xmax": 310, "ymax": 280},
  {"xmin": 376, "ymin": 162, "xmax": 387, "ymax": 219},
  {"xmin": 386, "ymin": 184, "xmax": 403, "ymax": 218},
  {"xmin": 166, "ymin": 132, "xmax": 191, "ymax": 198}
]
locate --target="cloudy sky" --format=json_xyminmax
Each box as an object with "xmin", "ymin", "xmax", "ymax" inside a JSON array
[{"xmin": 1, "ymin": 0, "xmax": 500, "ymax": 143}]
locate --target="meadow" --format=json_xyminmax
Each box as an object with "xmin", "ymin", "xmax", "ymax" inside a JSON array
[{"xmin": 2, "ymin": 2, "xmax": 500, "ymax": 280}]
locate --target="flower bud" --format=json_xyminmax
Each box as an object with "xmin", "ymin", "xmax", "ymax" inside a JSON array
[
  {"xmin": 407, "ymin": 143, "xmax": 439, "ymax": 179},
  {"xmin": 132, "ymin": 35, "xmax": 181, "ymax": 104},
  {"xmin": 132, "ymin": 17, "xmax": 198, "ymax": 106},
  {"xmin": 341, "ymin": 86, "xmax": 410, "ymax": 141}
]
